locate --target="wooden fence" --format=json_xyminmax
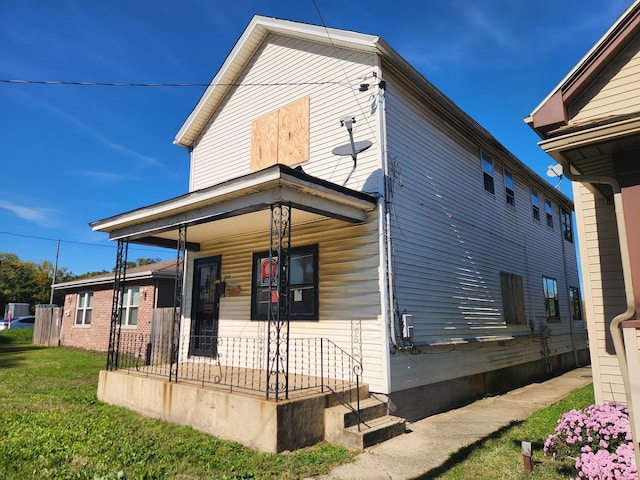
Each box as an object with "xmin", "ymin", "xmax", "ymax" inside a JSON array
[{"xmin": 33, "ymin": 306, "xmax": 63, "ymax": 346}]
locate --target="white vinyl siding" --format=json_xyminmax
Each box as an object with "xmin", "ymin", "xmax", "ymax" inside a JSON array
[
  {"xmin": 190, "ymin": 35, "xmax": 381, "ymax": 194},
  {"xmin": 569, "ymin": 34, "xmax": 640, "ymax": 123},
  {"xmin": 382, "ymin": 66, "xmax": 584, "ymax": 391},
  {"xmin": 181, "ymin": 213, "xmax": 387, "ymax": 392}
]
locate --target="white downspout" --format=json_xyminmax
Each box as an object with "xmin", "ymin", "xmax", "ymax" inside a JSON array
[
  {"xmin": 374, "ymin": 56, "xmax": 397, "ymax": 396},
  {"xmin": 554, "ymin": 155, "xmax": 639, "ymax": 462}
]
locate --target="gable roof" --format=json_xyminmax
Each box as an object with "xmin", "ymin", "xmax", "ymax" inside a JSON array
[
  {"xmin": 173, "ymin": 15, "xmax": 573, "ymax": 208},
  {"xmin": 54, "ymin": 259, "xmax": 178, "ymax": 290},
  {"xmin": 174, "ymin": 16, "xmax": 380, "ymax": 149},
  {"xmin": 526, "ymin": 0, "xmax": 640, "ymax": 135}
]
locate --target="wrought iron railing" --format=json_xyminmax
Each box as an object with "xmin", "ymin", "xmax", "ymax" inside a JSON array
[{"xmin": 112, "ymin": 332, "xmax": 362, "ymax": 404}]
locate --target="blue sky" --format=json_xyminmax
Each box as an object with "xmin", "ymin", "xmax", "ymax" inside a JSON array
[{"xmin": 0, "ymin": 0, "xmax": 631, "ymax": 275}]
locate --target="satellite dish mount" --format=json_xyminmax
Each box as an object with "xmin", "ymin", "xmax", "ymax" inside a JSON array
[{"xmin": 331, "ymin": 115, "xmax": 373, "ymax": 185}]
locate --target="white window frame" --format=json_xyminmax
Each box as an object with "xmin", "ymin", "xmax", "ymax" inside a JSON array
[
  {"xmin": 120, "ymin": 286, "xmax": 139, "ymax": 326},
  {"xmin": 75, "ymin": 291, "xmax": 93, "ymax": 325}
]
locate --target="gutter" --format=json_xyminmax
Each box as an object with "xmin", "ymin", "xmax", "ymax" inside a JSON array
[{"xmin": 549, "ymin": 152, "xmax": 639, "ymax": 461}]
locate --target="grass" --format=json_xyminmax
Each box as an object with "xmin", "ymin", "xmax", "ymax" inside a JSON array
[
  {"xmin": 417, "ymin": 383, "xmax": 595, "ymax": 480},
  {"xmin": 0, "ymin": 329, "xmax": 355, "ymax": 480},
  {"xmin": 0, "ymin": 328, "xmax": 595, "ymax": 480}
]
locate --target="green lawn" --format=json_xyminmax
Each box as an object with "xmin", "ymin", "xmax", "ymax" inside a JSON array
[
  {"xmin": 419, "ymin": 383, "xmax": 595, "ymax": 480},
  {"xmin": 0, "ymin": 329, "xmax": 354, "ymax": 480},
  {"xmin": 0, "ymin": 328, "xmax": 594, "ymax": 479}
]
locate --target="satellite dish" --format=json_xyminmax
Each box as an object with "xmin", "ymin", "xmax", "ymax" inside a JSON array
[
  {"xmin": 332, "ymin": 140, "xmax": 372, "ymax": 157},
  {"xmin": 546, "ymin": 164, "xmax": 563, "ymax": 178}
]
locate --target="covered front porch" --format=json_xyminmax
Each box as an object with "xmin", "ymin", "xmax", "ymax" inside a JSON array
[{"xmin": 90, "ymin": 165, "xmax": 406, "ymax": 451}]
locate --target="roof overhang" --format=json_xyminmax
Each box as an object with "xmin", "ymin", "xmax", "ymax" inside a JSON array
[
  {"xmin": 527, "ymin": 0, "xmax": 640, "ymax": 136},
  {"xmin": 90, "ymin": 164, "xmax": 377, "ymax": 250}
]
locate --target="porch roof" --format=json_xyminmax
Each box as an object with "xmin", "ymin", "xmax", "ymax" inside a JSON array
[{"xmin": 90, "ymin": 164, "xmax": 378, "ymax": 251}]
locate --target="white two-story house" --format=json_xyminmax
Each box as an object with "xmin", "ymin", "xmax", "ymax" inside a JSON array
[{"xmin": 91, "ymin": 15, "xmax": 586, "ymax": 452}]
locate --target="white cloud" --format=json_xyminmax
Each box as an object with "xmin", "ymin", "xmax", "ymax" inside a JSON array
[{"xmin": 0, "ymin": 200, "xmax": 58, "ymax": 228}]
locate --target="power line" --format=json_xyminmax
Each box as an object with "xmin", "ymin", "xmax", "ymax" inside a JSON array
[
  {"xmin": 0, "ymin": 230, "xmax": 165, "ymax": 252},
  {"xmin": 0, "ymin": 79, "xmax": 347, "ymax": 88}
]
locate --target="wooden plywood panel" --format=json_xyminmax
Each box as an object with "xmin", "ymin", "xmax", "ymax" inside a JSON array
[
  {"xmin": 278, "ymin": 96, "xmax": 310, "ymax": 166},
  {"xmin": 251, "ymin": 110, "xmax": 279, "ymax": 172}
]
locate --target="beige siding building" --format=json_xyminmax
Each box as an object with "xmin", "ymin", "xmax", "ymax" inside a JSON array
[{"xmin": 527, "ymin": 0, "xmax": 640, "ymax": 459}]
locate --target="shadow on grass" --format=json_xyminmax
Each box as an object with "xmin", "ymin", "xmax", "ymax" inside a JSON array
[
  {"xmin": 0, "ymin": 330, "xmax": 46, "ymax": 369},
  {"xmin": 412, "ymin": 420, "xmax": 524, "ymax": 480}
]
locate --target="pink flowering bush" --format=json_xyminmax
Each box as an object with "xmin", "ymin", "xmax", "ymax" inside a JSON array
[{"xmin": 543, "ymin": 402, "xmax": 637, "ymax": 479}]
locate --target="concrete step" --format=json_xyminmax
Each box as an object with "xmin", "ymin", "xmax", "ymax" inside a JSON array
[
  {"xmin": 339, "ymin": 415, "xmax": 407, "ymax": 450},
  {"xmin": 324, "ymin": 384, "xmax": 369, "ymax": 408},
  {"xmin": 325, "ymin": 397, "xmax": 388, "ymax": 429},
  {"xmin": 324, "ymin": 396, "xmax": 406, "ymax": 449}
]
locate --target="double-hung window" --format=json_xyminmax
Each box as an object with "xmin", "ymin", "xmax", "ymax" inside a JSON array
[
  {"xmin": 531, "ymin": 189, "xmax": 540, "ymax": 221},
  {"xmin": 545, "ymin": 199, "xmax": 554, "ymax": 228},
  {"xmin": 542, "ymin": 276, "xmax": 559, "ymax": 321},
  {"xmin": 251, "ymin": 244, "xmax": 318, "ymax": 320},
  {"xmin": 481, "ymin": 151, "xmax": 495, "ymax": 194},
  {"xmin": 504, "ymin": 168, "xmax": 515, "ymax": 206},
  {"xmin": 121, "ymin": 286, "xmax": 139, "ymax": 326},
  {"xmin": 75, "ymin": 292, "xmax": 93, "ymax": 325},
  {"xmin": 562, "ymin": 210, "xmax": 573, "ymax": 243}
]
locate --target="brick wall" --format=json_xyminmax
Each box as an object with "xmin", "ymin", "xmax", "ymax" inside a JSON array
[{"xmin": 59, "ymin": 281, "xmax": 157, "ymax": 352}]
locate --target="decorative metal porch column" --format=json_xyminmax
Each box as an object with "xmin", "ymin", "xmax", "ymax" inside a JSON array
[
  {"xmin": 266, "ymin": 202, "xmax": 291, "ymax": 400},
  {"xmin": 169, "ymin": 225, "xmax": 186, "ymax": 382},
  {"xmin": 107, "ymin": 239, "xmax": 129, "ymax": 370}
]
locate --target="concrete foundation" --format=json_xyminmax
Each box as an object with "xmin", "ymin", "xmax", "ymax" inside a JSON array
[
  {"xmin": 388, "ymin": 350, "xmax": 590, "ymax": 421},
  {"xmin": 97, "ymin": 370, "xmax": 327, "ymax": 453}
]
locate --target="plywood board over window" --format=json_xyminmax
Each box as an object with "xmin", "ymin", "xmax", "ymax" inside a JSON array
[{"xmin": 251, "ymin": 96, "xmax": 310, "ymax": 172}]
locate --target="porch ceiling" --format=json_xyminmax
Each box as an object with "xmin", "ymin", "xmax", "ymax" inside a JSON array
[{"xmin": 90, "ymin": 164, "xmax": 377, "ymax": 250}]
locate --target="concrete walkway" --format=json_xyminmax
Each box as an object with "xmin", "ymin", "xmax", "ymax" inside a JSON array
[{"xmin": 316, "ymin": 366, "xmax": 593, "ymax": 480}]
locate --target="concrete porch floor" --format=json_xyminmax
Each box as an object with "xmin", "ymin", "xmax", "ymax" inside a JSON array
[{"xmin": 97, "ymin": 365, "xmax": 366, "ymax": 453}]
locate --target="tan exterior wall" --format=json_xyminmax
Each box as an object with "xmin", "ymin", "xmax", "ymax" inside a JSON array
[
  {"xmin": 570, "ymin": 34, "xmax": 640, "ymax": 123},
  {"xmin": 622, "ymin": 184, "xmax": 640, "ymax": 313},
  {"xmin": 574, "ymin": 181, "xmax": 627, "ymax": 403}
]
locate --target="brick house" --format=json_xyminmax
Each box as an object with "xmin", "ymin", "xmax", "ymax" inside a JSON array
[{"xmin": 54, "ymin": 259, "xmax": 177, "ymax": 351}]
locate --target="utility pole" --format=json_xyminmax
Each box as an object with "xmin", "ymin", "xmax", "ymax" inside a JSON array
[{"xmin": 49, "ymin": 239, "xmax": 60, "ymax": 305}]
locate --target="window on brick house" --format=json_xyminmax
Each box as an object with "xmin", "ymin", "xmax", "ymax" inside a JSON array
[
  {"xmin": 75, "ymin": 292, "xmax": 93, "ymax": 325},
  {"xmin": 120, "ymin": 286, "xmax": 139, "ymax": 326}
]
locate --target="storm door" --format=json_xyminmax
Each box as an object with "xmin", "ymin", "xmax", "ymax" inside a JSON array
[{"xmin": 189, "ymin": 256, "xmax": 221, "ymax": 357}]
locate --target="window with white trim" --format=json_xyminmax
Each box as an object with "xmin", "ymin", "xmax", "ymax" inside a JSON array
[
  {"xmin": 531, "ymin": 189, "xmax": 540, "ymax": 221},
  {"xmin": 504, "ymin": 168, "xmax": 515, "ymax": 206},
  {"xmin": 121, "ymin": 286, "xmax": 139, "ymax": 326},
  {"xmin": 481, "ymin": 151, "xmax": 495, "ymax": 194},
  {"xmin": 545, "ymin": 199, "xmax": 554, "ymax": 228},
  {"xmin": 75, "ymin": 292, "xmax": 93, "ymax": 325}
]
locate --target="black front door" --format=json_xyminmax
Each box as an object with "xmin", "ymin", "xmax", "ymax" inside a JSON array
[{"xmin": 189, "ymin": 256, "xmax": 221, "ymax": 357}]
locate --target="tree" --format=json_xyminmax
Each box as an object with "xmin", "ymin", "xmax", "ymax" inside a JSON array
[{"xmin": 0, "ymin": 253, "xmax": 38, "ymax": 314}]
